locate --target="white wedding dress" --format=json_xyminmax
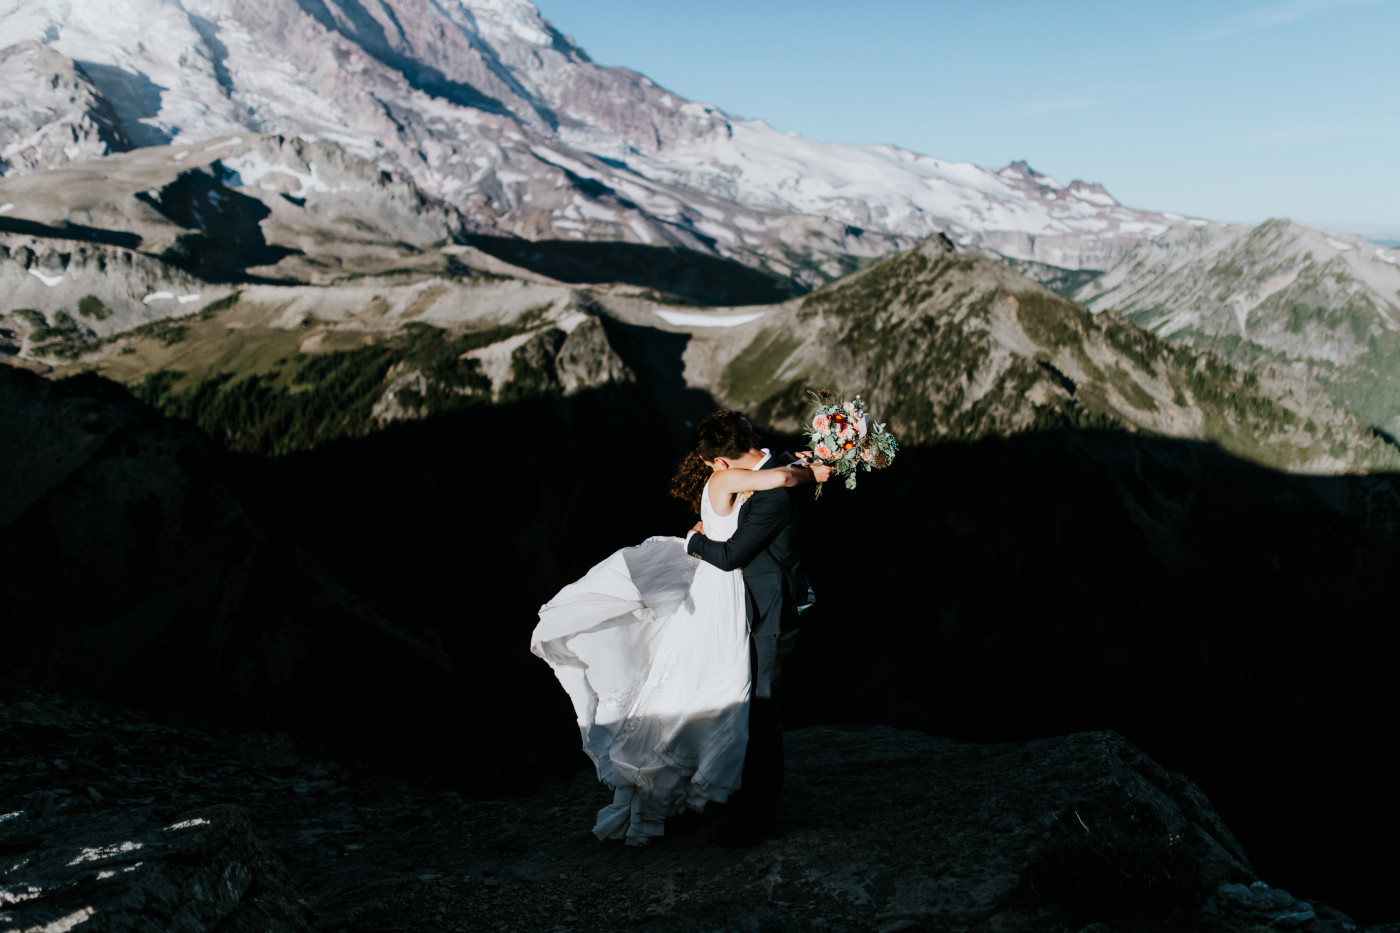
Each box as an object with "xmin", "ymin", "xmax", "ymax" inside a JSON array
[{"xmin": 531, "ymin": 482, "xmax": 750, "ymax": 845}]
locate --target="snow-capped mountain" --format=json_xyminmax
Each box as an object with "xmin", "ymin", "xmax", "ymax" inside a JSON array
[
  {"xmin": 0, "ymin": 0, "xmax": 1198, "ymax": 285},
  {"xmin": 1076, "ymin": 218, "xmax": 1400, "ymax": 434}
]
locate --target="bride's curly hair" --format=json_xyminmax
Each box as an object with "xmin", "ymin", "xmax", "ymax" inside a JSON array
[{"xmin": 668, "ymin": 410, "xmax": 760, "ymax": 513}]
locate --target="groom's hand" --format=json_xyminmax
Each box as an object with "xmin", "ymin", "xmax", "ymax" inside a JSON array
[{"xmin": 691, "ymin": 521, "xmax": 705, "ymax": 535}]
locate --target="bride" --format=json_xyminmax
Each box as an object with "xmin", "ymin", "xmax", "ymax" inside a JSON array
[{"xmin": 531, "ymin": 411, "xmax": 829, "ymax": 846}]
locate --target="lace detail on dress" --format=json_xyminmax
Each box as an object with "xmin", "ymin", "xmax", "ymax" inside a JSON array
[
  {"xmin": 645, "ymin": 650, "xmax": 679, "ymax": 689},
  {"xmin": 598, "ymin": 686, "xmax": 636, "ymax": 713}
]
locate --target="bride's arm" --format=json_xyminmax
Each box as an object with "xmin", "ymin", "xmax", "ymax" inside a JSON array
[
  {"xmin": 688, "ymin": 490, "xmax": 789, "ymax": 571},
  {"xmin": 710, "ymin": 461, "xmax": 831, "ymax": 496}
]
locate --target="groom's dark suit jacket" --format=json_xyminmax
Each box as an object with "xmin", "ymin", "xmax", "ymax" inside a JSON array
[{"xmin": 687, "ymin": 452, "xmax": 813, "ymax": 698}]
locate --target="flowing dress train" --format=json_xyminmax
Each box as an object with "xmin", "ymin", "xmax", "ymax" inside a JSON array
[{"xmin": 531, "ymin": 482, "xmax": 749, "ymax": 846}]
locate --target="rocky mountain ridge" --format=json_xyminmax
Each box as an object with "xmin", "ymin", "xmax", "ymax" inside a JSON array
[
  {"xmin": 8, "ymin": 202, "xmax": 1392, "ymax": 475},
  {"xmin": 0, "ymin": 0, "xmax": 1199, "ymax": 284},
  {"xmin": 650, "ymin": 234, "xmax": 1398, "ymax": 474},
  {"xmin": 1075, "ymin": 218, "xmax": 1400, "ymax": 436}
]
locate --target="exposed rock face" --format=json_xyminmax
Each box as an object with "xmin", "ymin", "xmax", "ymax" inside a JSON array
[
  {"xmin": 0, "ymin": 130, "xmax": 480, "ymax": 360},
  {"xmin": 1075, "ymin": 218, "xmax": 1400, "ymax": 435},
  {"xmin": 4, "ymin": 688, "xmax": 1388, "ymax": 933},
  {"xmin": 0, "ymin": 40, "xmax": 130, "ymax": 176}
]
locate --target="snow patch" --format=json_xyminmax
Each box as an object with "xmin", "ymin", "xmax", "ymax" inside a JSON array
[
  {"xmin": 1376, "ymin": 249, "xmax": 1395, "ymax": 265},
  {"xmin": 555, "ymin": 311, "xmax": 590, "ymax": 333},
  {"xmin": 67, "ymin": 841, "xmax": 143, "ymax": 866},
  {"xmin": 178, "ymin": 294, "xmax": 201, "ymax": 303},
  {"xmin": 529, "ymin": 146, "xmax": 601, "ymax": 182},
  {"xmin": 143, "ymin": 292, "xmax": 175, "ymax": 303},
  {"xmin": 0, "ymin": 203, "xmax": 12, "ymax": 214},
  {"xmin": 222, "ymin": 152, "xmax": 344, "ymax": 199},
  {"xmin": 473, "ymin": 0, "xmax": 554, "ymax": 46},
  {"xmin": 691, "ymin": 202, "xmax": 726, "ymax": 222},
  {"xmin": 166, "ymin": 818, "xmax": 210, "ymax": 830},
  {"xmin": 1064, "ymin": 216, "xmax": 1110, "ymax": 232},
  {"xmin": 1325, "ymin": 237, "xmax": 1352, "ymax": 251},
  {"xmin": 576, "ymin": 199, "xmax": 617, "ymax": 222},
  {"xmin": 26, "ymin": 906, "xmax": 93, "ymax": 932},
  {"xmin": 655, "ymin": 309, "xmax": 765, "ymax": 328},
  {"xmin": 1071, "ymin": 188, "xmax": 1117, "ymax": 207},
  {"xmin": 173, "ymin": 150, "xmax": 189, "ymax": 161},
  {"xmin": 28, "ymin": 269, "xmax": 63, "ymax": 287},
  {"xmin": 695, "ymin": 220, "xmax": 738, "ymax": 245}
]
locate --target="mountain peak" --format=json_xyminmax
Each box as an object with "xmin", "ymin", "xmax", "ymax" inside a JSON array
[{"xmin": 997, "ymin": 160, "xmax": 1059, "ymax": 187}]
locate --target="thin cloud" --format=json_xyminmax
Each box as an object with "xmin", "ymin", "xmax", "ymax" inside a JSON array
[
  {"xmin": 1012, "ymin": 98, "xmax": 1101, "ymax": 118},
  {"xmin": 1246, "ymin": 118, "xmax": 1396, "ymax": 148},
  {"xmin": 1197, "ymin": 0, "xmax": 1381, "ymax": 40},
  {"xmin": 1248, "ymin": 124, "xmax": 1357, "ymax": 147}
]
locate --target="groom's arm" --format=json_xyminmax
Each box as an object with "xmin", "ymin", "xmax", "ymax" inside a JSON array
[{"xmin": 687, "ymin": 490, "xmax": 789, "ymax": 572}]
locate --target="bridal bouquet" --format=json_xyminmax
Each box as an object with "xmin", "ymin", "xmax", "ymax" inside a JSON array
[{"xmin": 804, "ymin": 390, "xmax": 898, "ymax": 496}]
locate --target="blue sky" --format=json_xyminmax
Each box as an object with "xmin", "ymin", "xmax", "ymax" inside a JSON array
[{"xmin": 542, "ymin": 0, "xmax": 1400, "ymax": 238}]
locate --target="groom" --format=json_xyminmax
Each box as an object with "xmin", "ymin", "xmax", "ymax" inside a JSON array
[{"xmin": 685, "ymin": 413, "xmax": 823, "ymax": 845}]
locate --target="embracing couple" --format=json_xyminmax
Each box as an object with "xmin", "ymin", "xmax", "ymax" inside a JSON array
[{"xmin": 531, "ymin": 410, "xmax": 830, "ymax": 847}]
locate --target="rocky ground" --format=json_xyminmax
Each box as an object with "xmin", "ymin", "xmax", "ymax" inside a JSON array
[{"xmin": 4, "ymin": 686, "xmax": 1394, "ymax": 933}]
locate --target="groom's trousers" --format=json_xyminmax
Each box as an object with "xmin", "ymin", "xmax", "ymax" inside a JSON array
[
  {"xmin": 738, "ymin": 609, "xmax": 801, "ymax": 827},
  {"xmin": 733, "ymin": 565, "xmax": 800, "ymax": 823}
]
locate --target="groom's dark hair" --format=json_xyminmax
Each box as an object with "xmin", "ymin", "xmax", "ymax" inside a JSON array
[
  {"xmin": 668, "ymin": 410, "xmax": 760, "ymax": 512},
  {"xmin": 692, "ymin": 410, "xmax": 760, "ymax": 461}
]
